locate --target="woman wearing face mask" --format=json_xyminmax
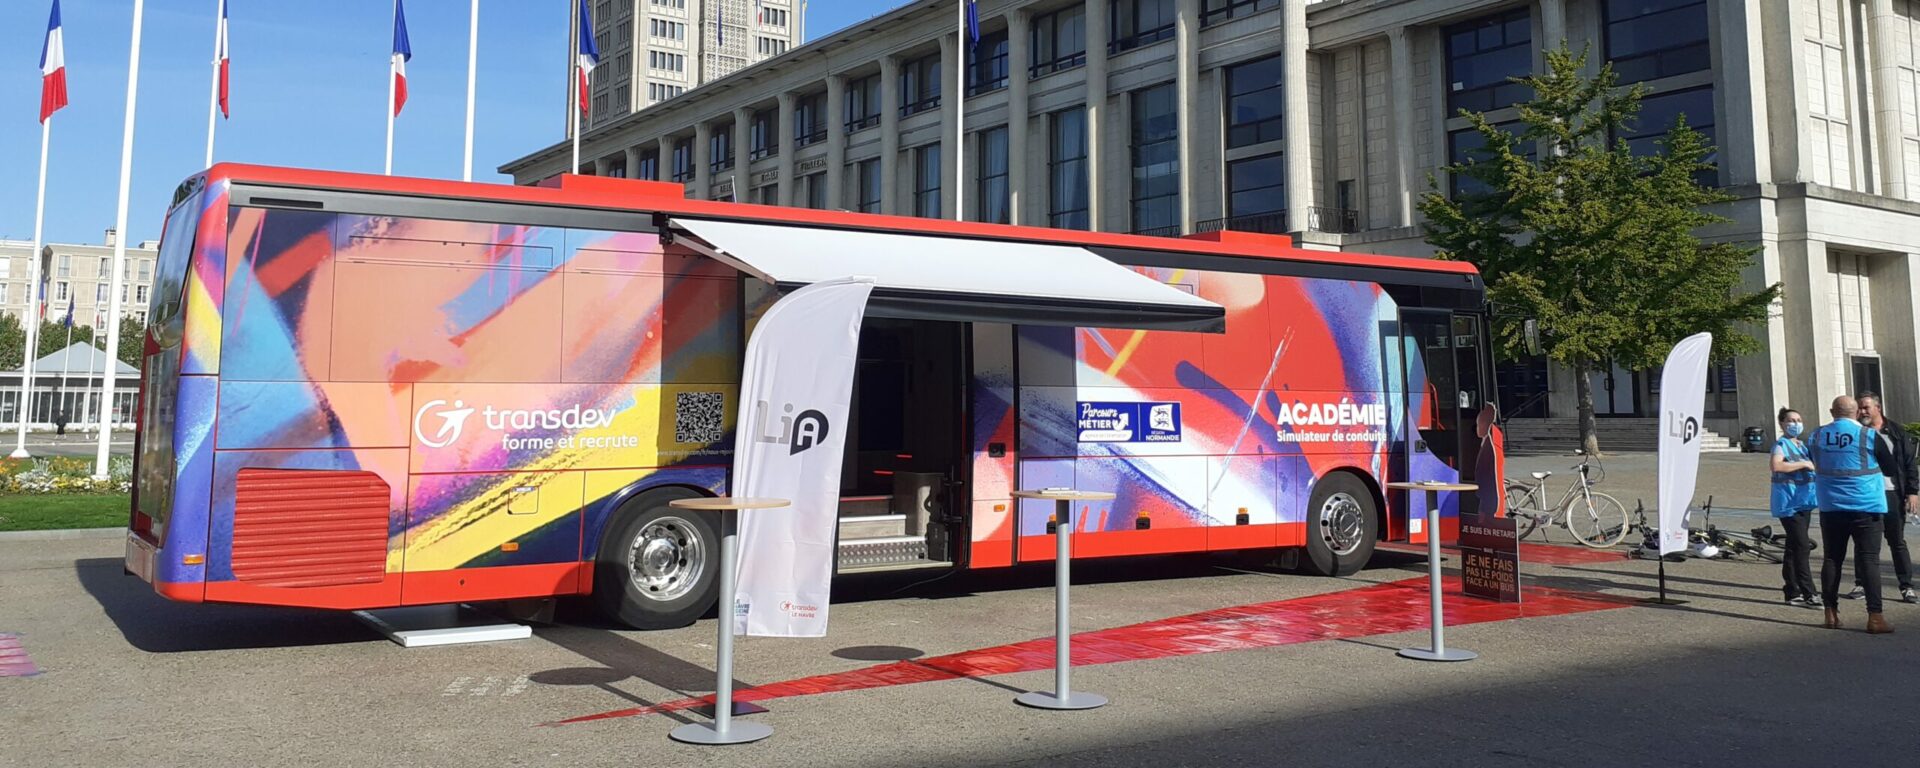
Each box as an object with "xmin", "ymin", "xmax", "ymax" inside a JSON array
[{"xmin": 1772, "ymin": 407, "xmax": 1820, "ymax": 607}]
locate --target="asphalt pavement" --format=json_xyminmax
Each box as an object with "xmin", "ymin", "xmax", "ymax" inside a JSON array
[
  {"xmin": 5, "ymin": 431, "xmax": 135, "ymax": 458},
  {"xmin": 5, "ymin": 500, "xmax": 1917, "ymax": 767}
]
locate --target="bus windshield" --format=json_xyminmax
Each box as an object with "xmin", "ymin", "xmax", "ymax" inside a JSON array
[{"xmin": 146, "ymin": 189, "xmax": 205, "ymax": 344}]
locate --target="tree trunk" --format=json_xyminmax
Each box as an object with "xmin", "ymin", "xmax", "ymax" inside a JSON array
[{"xmin": 1573, "ymin": 359, "xmax": 1601, "ymax": 456}]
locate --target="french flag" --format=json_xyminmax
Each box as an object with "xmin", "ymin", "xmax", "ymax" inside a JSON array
[
  {"xmin": 577, "ymin": 0, "xmax": 599, "ymax": 115},
  {"xmin": 215, "ymin": 0, "xmax": 230, "ymax": 118},
  {"xmin": 391, "ymin": 0, "xmax": 412, "ymax": 117},
  {"xmin": 39, "ymin": 0, "xmax": 68, "ymax": 123}
]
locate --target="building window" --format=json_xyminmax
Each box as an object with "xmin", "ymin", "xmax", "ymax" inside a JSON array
[
  {"xmin": 1227, "ymin": 153, "xmax": 1286, "ymax": 225},
  {"xmin": 671, "ymin": 137, "xmax": 694, "ymax": 181},
  {"xmin": 1130, "ymin": 83, "xmax": 1181, "ymax": 234},
  {"xmin": 1111, "ymin": 0, "xmax": 1176, "ymax": 53},
  {"xmin": 1225, "ymin": 55, "xmax": 1284, "ymax": 149},
  {"xmin": 968, "ymin": 30, "xmax": 1009, "ymax": 95},
  {"xmin": 795, "ymin": 92, "xmax": 827, "ymax": 146},
  {"xmin": 55, "ymin": 281, "xmax": 68, "ymax": 302},
  {"xmin": 1604, "ymin": 0, "xmax": 1709, "ymax": 83},
  {"xmin": 636, "ymin": 149, "xmax": 660, "ymax": 180},
  {"xmin": 977, "ymin": 126, "xmax": 1010, "ymax": 224},
  {"xmin": 855, "ymin": 159, "xmax": 883, "ymax": 213},
  {"xmin": 754, "ymin": 185, "xmax": 778, "ymax": 205},
  {"xmin": 914, "ymin": 145, "xmax": 943, "ymax": 218},
  {"xmin": 756, "ymin": 37, "xmax": 789, "ymax": 57},
  {"xmin": 801, "ymin": 172, "xmax": 827, "ymax": 209},
  {"xmin": 846, "ymin": 75, "xmax": 881, "ymax": 132},
  {"xmin": 760, "ymin": 7, "xmax": 789, "ymax": 27},
  {"xmin": 97, "ymin": 283, "xmax": 108, "ymax": 303},
  {"xmin": 1618, "ymin": 86, "xmax": 1718, "ymax": 186},
  {"xmin": 1031, "ymin": 5, "xmax": 1087, "ymax": 77},
  {"xmin": 1201, "ymin": 0, "xmax": 1281, "ymax": 26},
  {"xmin": 901, "ymin": 55, "xmax": 942, "ymax": 117},
  {"xmin": 1049, "ymin": 107, "xmax": 1090, "ymax": 230},
  {"xmin": 1445, "ymin": 9, "xmax": 1532, "ymax": 114},
  {"xmin": 99, "ymin": 256, "xmax": 110, "ymax": 277},
  {"xmin": 56, "ymin": 255, "xmax": 70, "ymax": 279},
  {"xmin": 710, "ymin": 123, "xmax": 734, "ymax": 172},
  {"xmin": 1447, "ymin": 121, "xmax": 1532, "ymax": 198},
  {"xmin": 749, "ymin": 109, "xmax": 778, "ymax": 160},
  {"xmin": 135, "ymin": 285, "xmax": 148, "ymax": 304}
]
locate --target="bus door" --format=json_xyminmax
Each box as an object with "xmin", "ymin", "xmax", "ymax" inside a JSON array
[{"xmin": 1399, "ymin": 310, "xmax": 1464, "ymax": 541}]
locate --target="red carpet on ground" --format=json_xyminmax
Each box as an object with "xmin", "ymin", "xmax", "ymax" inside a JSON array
[{"xmin": 545, "ymin": 576, "xmax": 1632, "ymax": 727}]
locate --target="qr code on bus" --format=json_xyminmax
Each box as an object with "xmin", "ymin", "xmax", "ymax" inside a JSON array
[{"xmin": 674, "ymin": 391, "xmax": 726, "ymax": 444}]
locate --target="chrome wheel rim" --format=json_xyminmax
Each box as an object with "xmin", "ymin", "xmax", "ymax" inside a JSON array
[
  {"xmin": 1319, "ymin": 492, "xmax": 1366, "ymax": 556},
  {"xmin": 628, "ymin": 515, "xmax": 704, "ymax": 602}
]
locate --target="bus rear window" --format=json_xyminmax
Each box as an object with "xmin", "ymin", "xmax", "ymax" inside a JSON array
[{"xmin": 147, "ymin": 190, "xmax": 205, "ymax": 343}]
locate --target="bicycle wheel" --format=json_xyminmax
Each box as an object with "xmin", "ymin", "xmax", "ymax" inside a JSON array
[
  {"xmin": 1566, "ymin": 491, "xmax": 1629, "ymax": 548},
  {"xmin": 1507, "ymin": 481, "xmax": 1544, "ymax": 540}
]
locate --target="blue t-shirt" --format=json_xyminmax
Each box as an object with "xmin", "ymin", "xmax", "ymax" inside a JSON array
[
  {"xmin": 1769, "ymin": 436, "xmax": 1816, "ymax": 516},
  {"xmin": 1809, "ymin": 419, "xmax": 1887, "ymax": 514}
]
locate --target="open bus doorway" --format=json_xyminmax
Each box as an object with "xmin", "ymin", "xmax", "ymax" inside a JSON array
[{"xmin": 834, "ymin": 317, "xmax": 968, "ymax": 572}]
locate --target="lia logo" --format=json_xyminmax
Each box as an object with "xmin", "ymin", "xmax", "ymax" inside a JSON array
[
  {"xmin": 755, "ymin": 401, "xmax": 831, "ymax": 456},
  {"xmin": 414, "ymin": 399, "xmax": 476, "ymax": 449},
  {"xmin": 1666, "ymin": 411, "xmax": 1699, "ymax": 444}
]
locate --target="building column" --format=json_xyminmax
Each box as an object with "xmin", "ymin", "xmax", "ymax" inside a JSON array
[
  {"xmin": 1088, "ymin": 0, "xmax": 1112, "ymax": 230},
  {"xmin": 777, "ymin": 92, "xmax": 798, "ymax": 206},
  {"xmin": 734, "ymin": 106, "xmax": 754, "ymax": 201},
  {"xmin": 593, "ymin": 155, "xmax": 613, "ymax": 176},
  {"xmin": 1780, "ymin": 239, "xmax": 1838, "ymax": 419},
  {"xmin": 1283, "ymin": 0, "xmax": 1314, "ymax": 234},
  {"xmin": 658, "ymin": 135, "xmax": 675, "ymax": 183},
  {"xmin": 1538, "ymin": 0, "xmax": 1566, "ymax": 48},
  {"xmin": 623, "ymin": 145, "xmax": 642, "ymax": 180},
  {"xmin": 881, "ymin": 56, "xmax": 903, "ymax": 215},
  {"xmin": 1869, "ymin": 0, "xmax": 1909, "ymax": 200},
  {"xmin": 1388, "ymin": 27, "xmax": 1417, "ymax": 228},
  {"xmin": 1763, "ymin": 0, "xmax": 1810, "ymax": 183},
  {"xmin": 941, "ymin": 31, "xmax": 962, "ymax": 220},
  {"xmin": 827, "ymin": 75, "xmax": 848, "ymax": 208},
  {"xmin": 1007, "ymin": 9, "xmax": 1032, "ymax": 226},
  {"xmin": 693, "ymin": 121, "xmax": 712, "ymax": 199},
  {"xmin": 1175, "ymin": 0, "xmax": 1200, "ymax": 234},
  {"xmin": 1717, "ymin": 0, "xmax": 1773, "ymax": 186},
  {"xmin": 1871, "ymin": 252, "xmax": 1920, "ymax": 418}
]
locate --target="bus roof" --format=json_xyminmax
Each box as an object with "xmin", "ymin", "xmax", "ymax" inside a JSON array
[{"xmin": 199, "ymin": 163, "xmax": 1481, "ymax": 281}]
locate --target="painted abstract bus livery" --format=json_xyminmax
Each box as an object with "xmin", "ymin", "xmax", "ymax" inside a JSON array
[{"xmin": 127, "ymin": 165, "xmax": 1490, "ymax": 627}]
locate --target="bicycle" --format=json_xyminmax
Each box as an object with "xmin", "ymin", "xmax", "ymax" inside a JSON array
[{"xmin": 1504, "ymin": 449, "xmax": 1630, "ymax": 548}]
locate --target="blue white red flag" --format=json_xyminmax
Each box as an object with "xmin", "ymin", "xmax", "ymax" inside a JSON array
[
  {"xmin": 391, "ymin": 0, "xmax": 412, "ymax": 116},
  {"xmin": 39, "ymin": 0, "xmax": 68, "ymax": 123},
  {"xmin": 577, "ymin": 0, "xmax": 599, "ymax": 114},
  {"xmin": 215, "ymin": 0, "xmax": 230, "ymax": 117}
]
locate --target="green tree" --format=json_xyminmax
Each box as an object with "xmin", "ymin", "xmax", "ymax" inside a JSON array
[
  {"xmin": 37, "ymin": 318, "xmax": 96, "ymax": 361},
  {"xmin": 0, "ymin": 314, "xmax": 23, "ymax": 373},
  {"xmin": 1419, "ymin": 47, "xmax": 1779, "ymax": 455},
  {"xmin": 116, "ymin": 316, "xmax": 145, "ymax": 368}
]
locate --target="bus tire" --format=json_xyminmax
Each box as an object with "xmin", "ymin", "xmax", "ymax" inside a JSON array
[
  {"xmin": 593, "ymin": 487, "xmax": 719, "ymax": 630},
  {"xmin": 1302, "ymin": 472, "xmax": 1377, "ymax": 577}
]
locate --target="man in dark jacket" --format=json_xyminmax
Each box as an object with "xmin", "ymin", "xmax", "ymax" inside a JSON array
[{"xmin": 1853, "ymin": 393, "xmax": 1920, "ymax": 603}]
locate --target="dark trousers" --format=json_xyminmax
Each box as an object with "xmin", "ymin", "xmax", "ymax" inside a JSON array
[
  {"xmin": 1823, "ymin": 511, "xmax": 1886, "ymax": 613},
  {"xmin": 1854, "ymin": 493, "xmax": 1912, "ymax": 590},
  {"xmin": 1781, "ymin": 510, "xmax": 1817, "ymax": 601}
]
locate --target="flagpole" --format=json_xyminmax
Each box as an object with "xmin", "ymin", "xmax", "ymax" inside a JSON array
[
  {"xmin": 203, "ymin": 0, "xmax": 220, "ymax": 168},
  {"xmin": 57, "ymin": 319, "xmax": 72, "ymax": 432},
  {"xmin": 954, "ymin": 0, "xmax": 966, "ymax": 223},
  {"xmin": 570, "ymin": 7, "xmax": 581, "ymax": 176},
  {"xmin": 463, "ymin": 0, "xmax": 478, "ymax": 182},
  {"xmin": 10, "ymin": 120, "xmax": 52, "ymax": 459},
  {"xmin": 385, "ymin": 0, "xmax": 397, "ymax": 176},
  {"xmin": 95, "ymin": 0, "xmax": 143, "ymax": 479}
]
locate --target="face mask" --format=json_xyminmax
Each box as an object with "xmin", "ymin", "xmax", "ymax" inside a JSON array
[{"xmin": 1785, "ymin": 423, "xmax": 1804, "ymax": 438}]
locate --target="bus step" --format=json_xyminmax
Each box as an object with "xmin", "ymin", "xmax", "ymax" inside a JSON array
[
  {"xmin": 837, "ymin": 535, "xmax": 928, "ymax": 569},
  {"xmin": 838, "ymin": 557, "xmax": 950, "ymax": 575},
  {"xmin": 838, "ymin": 514, "xmax": 908, "ymax": 539}
]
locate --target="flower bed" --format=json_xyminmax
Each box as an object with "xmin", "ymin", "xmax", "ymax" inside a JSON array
[{"xmin": 1, "ymin": 456, "xmax": 133, "ymax": 495}]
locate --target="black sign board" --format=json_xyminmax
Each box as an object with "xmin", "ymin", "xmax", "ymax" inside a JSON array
[{"xmin": 1459, "ymin": 512, "xmax": 1521, "ymax": 603}]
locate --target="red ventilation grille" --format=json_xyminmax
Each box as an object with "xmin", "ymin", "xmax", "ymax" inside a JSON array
[{"xmin": 232, "ymin": 469, "xmax": 391, "ymax": 588}]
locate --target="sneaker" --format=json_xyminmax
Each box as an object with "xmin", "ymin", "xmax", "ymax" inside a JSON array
[
  {"xmin": 1802, "ymin": 596, "xmax": 1825, "ymax": 609},
  {"xmin": 1903, "ymin": 587, "xmax": 1917, "ymax": 604},
  {"xmin": 1847, "ymin": 585, "xmax": 1867, "ymax": 600},
  {"xmin": 1788, "ymin": 596, "xmax": 1809, "ymax": 607}
]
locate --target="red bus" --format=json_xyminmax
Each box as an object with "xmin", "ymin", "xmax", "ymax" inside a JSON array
[{"xmin": 126, "ymin": 164, "xmax": 1494, "ymax": 629}]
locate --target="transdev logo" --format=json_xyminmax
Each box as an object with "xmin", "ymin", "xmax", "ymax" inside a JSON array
[{"xmin": 414, "ymin": 399, "xmax": 476, "ymax": 449}]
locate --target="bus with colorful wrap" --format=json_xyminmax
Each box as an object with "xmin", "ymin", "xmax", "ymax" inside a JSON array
[{"xmin": 125, "ymin": 164, "xmax": 1495, "ymax": 629}]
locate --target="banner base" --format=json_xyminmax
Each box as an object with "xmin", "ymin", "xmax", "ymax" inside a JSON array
[
  {"xmin": 1015, "ymin": 691, "xmax": 1108, "ymax": 710},
  {"xmin": 1396, "ymin": 647, "xmax": 1479, "ymax": 662},
  {"xmin": 670, "ymin": 720, "xmax": 773, "ymax": 745},
  {"xmin": 1638, "ymin": 597, "xmax": 1690, "ymax": 606}
]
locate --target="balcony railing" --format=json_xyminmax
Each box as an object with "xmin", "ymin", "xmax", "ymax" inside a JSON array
[
  {"xmin": 1193, "ymin": 207, "xmax": 1361, "ymax": 236},
  {"xmin": 1131, "ymin": 224, "xmax": 1186, "ymax": 239}
]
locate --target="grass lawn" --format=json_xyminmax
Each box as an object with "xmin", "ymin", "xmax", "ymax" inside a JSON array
[{"xmin": 0, "ymin": 494, "xmax": 128, "ymax": 532}]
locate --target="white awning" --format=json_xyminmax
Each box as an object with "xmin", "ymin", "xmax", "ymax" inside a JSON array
[{"xmin": 669, "ymin": 217, "xmax": 1224, "ymax": 332}]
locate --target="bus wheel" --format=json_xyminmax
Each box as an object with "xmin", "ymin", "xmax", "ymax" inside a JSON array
[
  {"xmin": 1302, "ymin": 473, "xmax": 1377, "ymax": 577},
  {"xmin": 593, "ymin": 487, "xmax": 719, "ymax": 630}
]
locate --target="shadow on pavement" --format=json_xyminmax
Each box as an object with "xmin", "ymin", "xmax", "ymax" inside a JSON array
[{"xmin": 73, "ymin": 557, "xmax": 374, "ymax": 653}]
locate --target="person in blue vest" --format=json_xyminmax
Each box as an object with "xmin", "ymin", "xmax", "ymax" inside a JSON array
[
  {"xmin": 1770, "ymin": 407, "xmax": 1818, "ymax": 608},
  {"xmin": 1810, "ymin": 396, "xmax": 1892, "ymax": 633},
  {"xmin": 1847, "ymin": 393, "xmax": 1919, "ymax": 603}
]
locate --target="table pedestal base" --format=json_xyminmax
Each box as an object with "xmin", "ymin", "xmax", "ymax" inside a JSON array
[
  {"xmin": 669, "ymin": 721, "xmax": 774, "ymax": 745},
  {"xmin": 1015, "ymin": 690, "xmax": 1108, "ymax": 710},
  {"xmin": 1396, "ymin": 647, "xmax": 1478, "ymax": 662}
]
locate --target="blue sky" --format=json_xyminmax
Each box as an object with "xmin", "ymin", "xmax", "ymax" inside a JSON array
[{"xmin": 0, "ymin": 0, "xmax": 895, "ymax": 245}]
